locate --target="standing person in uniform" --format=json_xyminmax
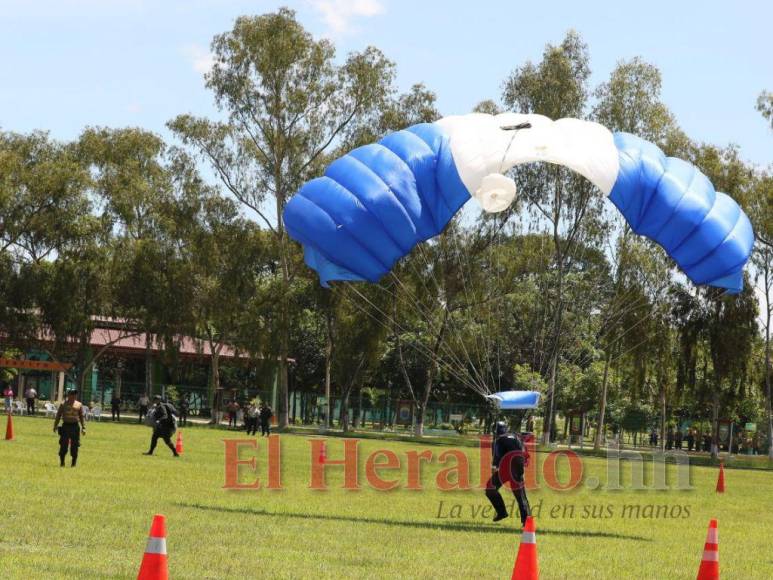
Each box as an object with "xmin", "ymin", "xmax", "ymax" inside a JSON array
[
  {"xmin": 227, "ymin": 399, "xmax": 240, "ymax": 429},
  {"xmin": 259, "ymin": 403, "xmax": 273, "ymax": 436},
  {"xmin": 143, "ymin": 395, "xmax": 179, "ymax": 457},
  {"xmin": 110, "ymin": 394, "xmax": 121, "ymax": 422},
  {"xmin": 137, "ymin": 393, "xmax": 150, "ymax": 424},
  {"xmin": 245, "ymin": 401, "xmax": 259, "ymax": 436},
  {"xmin": 178, "ymin": 395, "xmax": 189, "ymax": 427},
  {"xmin": 25, "ymin": 385, "xmax": 38, "ymax": 415},
  {"xmin": 52, "ymin": 388, "xmax": 86, "ymax": 467},
  {"xmin": 485, "ymin": 421, "xmax": 531, "ymax": 526}
]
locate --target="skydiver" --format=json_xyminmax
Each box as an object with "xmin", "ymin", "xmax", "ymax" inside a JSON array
[{"xmin": 485, "ymin": 421, "xmax": 531, "ymax": 526}]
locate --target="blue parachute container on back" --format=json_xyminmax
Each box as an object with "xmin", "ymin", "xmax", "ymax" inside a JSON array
[
  {"xmin": 284, "ymin": 113, "xmax": 754, "ymax": 293},
  {"xmin": 485, "ymin": 390, "xmax": 541, "ymax": 410}
]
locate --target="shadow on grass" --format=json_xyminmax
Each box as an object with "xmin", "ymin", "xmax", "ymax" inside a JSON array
[{"xmin": 176, "ymin": 502, "xmax": 650, "ymax": 541}]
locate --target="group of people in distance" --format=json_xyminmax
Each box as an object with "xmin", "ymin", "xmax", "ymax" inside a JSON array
[
  {"xmin": 227, "ymin": 399, "xmax": 273, "ymax": 436},
  {"xmin": 2, "ymin": 383, "xmax": 39, "ymax": 415},
  {"xmin": 50, "ymin": 388, "xmax": 273, "ymax": 467}
]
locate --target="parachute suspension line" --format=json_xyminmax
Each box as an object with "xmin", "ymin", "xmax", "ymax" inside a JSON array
[
  {"xmin": 385, "ymin": 271, "xmax": 485, "ymax": 391},
  {"xmin": 446, "ymin": 227, "xmax": 497, "ymax": 394},
  {"xmin": 387, "ymin": 239, "xmax": 494, "ymax": 387},
  {"xmin": 344, "ymin": 282, "xmax": 487, "ymax": 396},
  {"xmin": 494, "ymin": 220, "xmax": 507, "ymax": 393},
  {"xmin": 573, "ymin": 283, "xmax": 670, "ymax": 371},
  {"xmin": 340, "ymin": 285, "xmax": 479, "ymax": 395},
  {"xmin": 411, "ymin": 236, "xmax": 491, "ymax": 394}
]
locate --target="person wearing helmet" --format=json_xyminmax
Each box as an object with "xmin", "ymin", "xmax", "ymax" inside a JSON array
[
  {"xmin": 143, "ymin": 395, "xmax": 179, "ymax": 457},
  {"xmin": 52, "ymin": 388, "xmax": 86, "ymax": 467},
  {"xmin": 485, "ymin": 421, "xmax": 530, "ymax": 526}
]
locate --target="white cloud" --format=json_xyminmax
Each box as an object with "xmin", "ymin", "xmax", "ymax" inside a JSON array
[
  {"xmin": 181, "ymin": 43, "xmax": 214, "ymax": 75},
  {"xmin": 307, "ymin": 0, "xmax": 385, "ymax": 36},
  {"xmin": 126, "ymin": 102, "xmax": 142, "ymax": 114}
]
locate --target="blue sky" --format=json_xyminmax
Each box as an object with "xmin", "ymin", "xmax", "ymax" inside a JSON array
[{"xmin": 1, "ymin": 0, "xmax": 771, "ymax": 165}]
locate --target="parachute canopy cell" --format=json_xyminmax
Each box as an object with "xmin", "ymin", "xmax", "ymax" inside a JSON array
[{"xmin": 283, "ymin": 113, "xmax": 754, "ymax": 292}]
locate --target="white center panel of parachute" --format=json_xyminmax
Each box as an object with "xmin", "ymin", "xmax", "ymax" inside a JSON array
[{"xmin": 435, "ymin": 113, "xmax": 620, "ymax": 212}]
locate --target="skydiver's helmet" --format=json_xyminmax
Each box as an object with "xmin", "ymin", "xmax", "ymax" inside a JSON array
[{"xmin": 494, "ymin": 421, "xmax": 508, "ymax": 437}]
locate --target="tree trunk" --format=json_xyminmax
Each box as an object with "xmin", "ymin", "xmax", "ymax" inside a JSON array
[
  {"xmin": 414, "ymin": 309, "xmax": 447, "ymax": 437},
  {"xmin": 543, "ymin": 171, "xmax": 567, "ymax": 446},
  {"xmin": 660, "ymin": 384, "xmax": 667, "ymax": 453},
  {"xmin": 325, "ymin": 309, "xmax": 333, "ymax": 430},
  {"xmin": 115, "ymin": 365, "xmax": 122, "ymax": 399},
  {"xmin": 340, "ymin": 387, "xmax": 351, "ymax": 432},
  {"xmin": 144, "ymin": 332, "xmax": 153, "ymax": 397},
  {"xmin": 543, "ymin": 353, "xmax": 559, "ymax": 444},
  {"xmin": 711, "ymin": 389, "xmax": 720, "ymax": 459},
  {"xmin": 210, "ymin": 344, "xmax": 221, "ymax": 425},
  {"xmin": 277, "ymin": 195, "xmax": 290, "ymax": 429},
  {"xmin": 593, "ymin": 351, "xmax": 612, "ymax": 450},
  {"xmin": 763, "ymin": 253, "xmax": 773, "ymax": 459},
  {"xmin": 353, "ymin": 387, "xmax": 362, "ymax": 429}
]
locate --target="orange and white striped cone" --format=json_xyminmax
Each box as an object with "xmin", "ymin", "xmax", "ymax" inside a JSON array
[
  {"xmin": 318, "ymin": 440, "xmax": 326, "ymax": 464},
  {"xmin": 4, "ymin": 413, "xmax": 13, "ymax": 441},
  {"xmin": 696, "ymin": 519, "xmax": 719, "ymax": 580},
  {"xmin": 175, "ymin": 431, "xmax": 183, "ymax": 455},
  {"xmin": 137, "ymin": 514, "xmax": 168, "ymax": 580},
  {"xmin": 511, "ymin": 516, "xmax": 539, "ymax": 580},
  {"xmin": 715, "ymin": 462, "xmax": 725, "ymax": 493}
]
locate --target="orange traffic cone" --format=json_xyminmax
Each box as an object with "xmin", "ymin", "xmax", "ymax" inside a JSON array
[
  {"xmin": 137, "ymin": 514, "xmax": 168, "ymax": 580},
  {"xmin": 696, "ymin": 519, "xmax": 719, "ymax": 580},
  {"xmin": 318, "ymin": 440, "xmax": 326, "ymax": 464},
  {"xmin": 715, "ymin": 462, "xmax": 725, "ymax": 493},
  {"xmin": 175, "ymin": 431, "xmax": 183, "ymax": 455},
  {"xmin": 511, "ymin": 516, "xmax": 539, "ymax": 580},
  {"xmin": 4, "ymin": 413, "xmax": 13, "ymax": 441}
]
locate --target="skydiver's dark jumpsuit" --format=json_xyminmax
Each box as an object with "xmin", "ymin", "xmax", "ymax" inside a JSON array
[
  {"xmin": 146, "ymin": 403, "xmax": 179, "ymax": 456},
  {"xmin": 485, "ymin": 432, "xmax": 531, "ymax": 525}
]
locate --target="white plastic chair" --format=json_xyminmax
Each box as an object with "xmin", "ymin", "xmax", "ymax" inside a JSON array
[
  {"xmin": 13, "ymin": 400, "xmax": 25, "ymax": 415},
  {"xmin": 90, "ymin": 407, "xmax": 102, "ymax": 421},
  {"xmin": 44, "ymin": 402, "xmax": 58, "ymax": 418}
]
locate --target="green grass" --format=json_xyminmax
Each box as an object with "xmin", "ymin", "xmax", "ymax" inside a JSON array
[{"xmin": 2, "ymin": 416, "xmax": 772, "ymax": 579}]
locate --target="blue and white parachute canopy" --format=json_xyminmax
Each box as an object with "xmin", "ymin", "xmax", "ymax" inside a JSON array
[
  {"xmin": 284, "ymin": 113, "xmax": 754, "ymax": 293},
  {"xmin": 485, "ymin": 390, "xmax": 541, "ymax": 410}
]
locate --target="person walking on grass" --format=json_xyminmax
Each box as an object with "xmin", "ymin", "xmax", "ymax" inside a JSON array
[
  {"xmin": 110, "ymin": 394, "xmax": 121, "ymax": 422},
  {"xmin": 143, "ymin": 395, "xmax": 179, "ymax": 457},
  {"xmin": 246, "ymin": 401, "xmax": 259, "ymax": 436},
  {"xmin": 178, "ymin": 395, "xmax": 189, "ymax": 427},
  {"xmin": 227, "ymin": 399, "xmax": 240, "ymax": 429},
  {"xmin": 137, "ymin": 393, "xmax": 149, "ymax": 424},
  {"xmin": 485, "ymin": 421, "xmax": 531, "ymax": 527},
  {"xmin": 52, "ymin": 388, "xmax": 86, "ymax": 467},
  {"xmin": 259, "ymin": 403, "xmax": 273, "ymax": 436},
  {"xmin": 24, "ymin": 385, "xmax": 37, "ymax": 415}
]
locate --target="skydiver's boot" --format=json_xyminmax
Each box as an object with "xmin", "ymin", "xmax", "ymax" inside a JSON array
[{"xmin": 486, "ymin": 487, "xmax": 509, "ymax": 522}]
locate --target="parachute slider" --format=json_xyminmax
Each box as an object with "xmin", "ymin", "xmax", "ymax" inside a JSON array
[{"xmin": 474, "ymin": 173, "xmax": 516, "ymax": 213}]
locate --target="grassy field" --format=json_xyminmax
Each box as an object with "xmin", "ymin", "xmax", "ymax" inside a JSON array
[{"xmin": 2, "ymin": 416, "xmax": 772, "ymax": 579}]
